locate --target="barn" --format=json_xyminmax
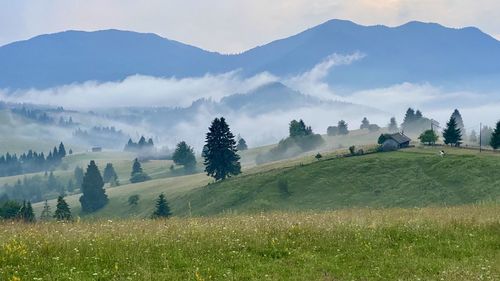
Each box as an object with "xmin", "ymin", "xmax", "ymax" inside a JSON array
[{"xmin": 382, "ymin": 133, "xmax": 411, "ymax": 151}]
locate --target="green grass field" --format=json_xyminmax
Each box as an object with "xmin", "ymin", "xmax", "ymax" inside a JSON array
[{"xmin": 1, "ymin": 205, "xmax": 498, "ymax": 280}]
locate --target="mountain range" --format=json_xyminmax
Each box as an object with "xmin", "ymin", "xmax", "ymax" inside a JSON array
[{"xmin": 1, "ymin": 19, "xmax": 500, "ymax": 90}]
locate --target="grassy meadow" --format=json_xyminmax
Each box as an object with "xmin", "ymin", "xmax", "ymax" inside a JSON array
[{"xmin": 1, "ymin": 205, "xmax": 499, "ymax": 280}]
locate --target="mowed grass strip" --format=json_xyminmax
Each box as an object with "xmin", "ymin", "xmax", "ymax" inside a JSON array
[{"xmin": 1, "ymin": 205, "xmax": 499, "ymax": 280}]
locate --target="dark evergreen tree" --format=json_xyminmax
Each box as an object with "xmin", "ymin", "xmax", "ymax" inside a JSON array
[
  {"xmin": 102, "ymin": 163, "xmax": 118, "ymax": 183},
  {"xmin": 0, "ymin": 200, "xmax": 21, "ymax": 219},
  {"xmin": 66, "ymin": 179, "xmax": 75, "ymax": 192},
  {"xmin": 490, "ymin": 121, "xmax": 500, "ymax": 150},
  {"xmin": 152, "ymin": 193, "xmax": 172, "ymax": 218},
  {"xmin": 19, "ymin": 201, "xmax": 35, "ymax": 222},
  {"xmin": 58, "ymin": 142, "xmax": 66, "ymax": 158},
  {"xmin": 54, "ymin": 196, "xmax": 72, "ymax": 221},
  {"xmin": 327, "ymin": 126, "xmax": 339, "ymax": 136},
  {"xmin": 47, "ymin": 171, "xmax": 58, "ymax": 191},
  {"xmin": 79, "ymin": 160, "xmax": 108, "ymax": 213},
  {"xmin": 451, "ymin": 109, "xmax": 465, "ymax": 136},
  {"xmin": 388, "ymin": 117, "xmax": 398, "ymax": 133},
  {"xmin": 360, "ymin": 117, "xmax": 370, "ymax": 129},
  {"xmin": 236, "ymin": 137, "xmax": 248, "ymax": 151},
  {"xmin": 172, "ymin": 141, "xmax": 197, "ymax": 171},
  {"xmin": 203, "ymin": 117, "xmax": 241, "ymax": 181},
  {"xmin": 338, "ymin": 120, "xmax": 349, "ymax": 135},
  {"xmin": 130, "ymin": 158, "xmax": 150, "ymax": 183},
  {"xmin": 415, "ymin": 110, "xmax": 423, "ymax": 119},
  {"xmin": 443, "ymin": 117, "xmax": 462, "ymax": 146},
  {"xmin": 403, "ymin": 108, "xmax": 416, "ymax": 125}
]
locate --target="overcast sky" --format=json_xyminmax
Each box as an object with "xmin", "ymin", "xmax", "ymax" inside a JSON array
[{"xmin": 1, "ymin": 0, "xmax": 499, "ymax": 54}]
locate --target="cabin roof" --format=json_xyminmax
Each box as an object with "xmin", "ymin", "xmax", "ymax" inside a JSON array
[{"xmin": 387, "ymin": 133, "xmax": 411, "ymax": 144}]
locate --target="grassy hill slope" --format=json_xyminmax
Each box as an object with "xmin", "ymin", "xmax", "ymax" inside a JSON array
[
  {"xmin": 173, "ymin": 147, "xmax": 500, "ymax": 216},
  {"xmin": 33, "ymin": 146, "xmax": 500, "ymax": 219}
]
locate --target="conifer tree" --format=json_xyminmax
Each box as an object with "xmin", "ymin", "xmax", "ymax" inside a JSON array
[
  {"xmin": 451, "ymin": 109, "xmax": 465, "ymax": 136},
  {"xmin": 490, "ymin": 121, "xmax": 500, "ymax": 150},
  {"xmin": 172, "ymin": 141, "xmax": 197, "ymax": 172},
  {"xmin": 203, "ymin": 117, "xmax": 241, "ymax": 181},
  {"xmin": 236, "ymin": 137, "xmax": 248, "ymax": 151},
  {"xmin": 40, "ymin": 200, "xmax": 52, "ymax": 221},
  {"xmin": 443, "ymin": 117, "xmax": 462, "ymax": 147},
  {"xmin": 79, "ymin": 160, "xmax": 108, "ymax": 213},
  {"xmin": 54, "ymin": 196, "xmax": 72, "ymax": 221},
  {"xmin": 102, "ymin": 163, "xmax": 117, "ymax": 183},
  {"xmin": 152, "ymin": 193, "xmax": 172, "ymax": 218},
  {"xmin": 469, "ymin": 130, "xmax": 478, "ymax": 144},
  {"xmin": 130, "ymin": 158, "xmax": 150, "ymax": 183},
  {"xmin": 19, "ymin": 201, "xmax": 35, "ymax": 222},
  {"xmin": 58, "ymin": 142, "xmax": 66, "ymax": 158}
]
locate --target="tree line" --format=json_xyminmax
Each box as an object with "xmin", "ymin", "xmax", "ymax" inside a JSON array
[{"xmin": 0, "ymin": 142, "xmax": 67, "ymax": 177}]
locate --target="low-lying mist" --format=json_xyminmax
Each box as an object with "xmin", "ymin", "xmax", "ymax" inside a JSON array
[{"xmin": 0, "ymin": 53, "xmax": 498, "ymax": 153}]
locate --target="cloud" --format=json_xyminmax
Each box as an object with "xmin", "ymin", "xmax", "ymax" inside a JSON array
[{"xmin": 0, "ymin": 72, "xmax": 278, "ymax": 109}]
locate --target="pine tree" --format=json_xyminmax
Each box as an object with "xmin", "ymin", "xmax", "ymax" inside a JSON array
[
  {"xmin": 360, "ymin": 117, "xmax": 370, "ymax": 129},
  {"xmin": 79, "ymin": 160, "xmax": 108, "ymax": 213},
  {"xmin": 203, "ymin": 117, "xmax": 241, "ymax": 181},
  {"xmin": 415, "ymin": 110, "xmax": 423, "ymax": 119},
  {"xmin": 102, "ymin": 163, "xmax": 117, "ymax": 183},
  {"xmin": 152, "ymin": 193, "xmax": 172, "ymax": 218},
  {"xmin": 403, "ymin": 108, "xmax": 416, "ymax": 125},
  {"xmin": 130, "ymin": 158, "xmax": 150, "ymax": 183},
  {"xmin": 54, "ymin": 196, "xmax": 72, "ymax": 221},
  {"xmin": 58, "ymin": 142, "xmax": 67, "ymax": 158},
  {"xmin": 172, "ymin": 141, "xmax": 197, "ymax": 172},
  {"xmin": 388, "ymin": 117, "xmax": 398, "ymax": 133},
  {"xmin": 19, "ymin": 201, "xmax": 35, "ymax": 222},
  {"xmin": 443, "ymin": 117, "xmax": 462, "ymax": 147},
  {"xmin": 236, "ymin": 137, "xmax": 248, "ymax": 151},
  {"xmin": 48, "ymin": 171, "xmax": 58, "ymax": 191},
  {"xmin": 490, "ymin": 121, "xmax": 500, "ymax": 150},
  {"xmin": 40, "ymin": 200, "xmax": 52, "ymax": 221},
  {"xmin": 451, "ymin": 109, "xmax": 465, "ymax": 136}
]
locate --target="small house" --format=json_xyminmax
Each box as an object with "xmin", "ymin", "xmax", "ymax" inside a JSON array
[
  {"xmin": 382, "ymin": 133, "xmax": 411, "ymax": 151},
  {"xmin": 91, "ymin": 147, "xmax": 102, "ymax": 152}
]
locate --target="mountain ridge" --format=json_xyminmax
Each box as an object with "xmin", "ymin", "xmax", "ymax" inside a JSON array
[{"xmin": 1, "ymin": 19, "xmax": 499, "ymax": 90}]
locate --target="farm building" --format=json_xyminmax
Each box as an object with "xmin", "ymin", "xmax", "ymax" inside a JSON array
[{"xmin": 382, "ymin": 133, "xmax": 411, "ymax": 151}]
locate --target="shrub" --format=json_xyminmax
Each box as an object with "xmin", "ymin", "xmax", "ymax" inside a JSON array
[{"xmin": 277, "ymin": 178, "xmax": 291, "ymax": 197}]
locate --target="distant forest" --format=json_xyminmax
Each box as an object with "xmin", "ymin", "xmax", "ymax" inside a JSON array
[{"xmin": 0, "ymin": 143, "xmax": 67, "ymax": 177}]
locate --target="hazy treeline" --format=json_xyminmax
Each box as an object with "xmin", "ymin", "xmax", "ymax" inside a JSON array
[{"xmin": 0, "ymin": 143, "xmax": 67, "ymax": 177}]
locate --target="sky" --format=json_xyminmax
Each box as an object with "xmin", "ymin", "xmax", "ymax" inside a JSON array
[{"xmin": 1, "ymin": 0, "xmax": 499, "ymax": 54}]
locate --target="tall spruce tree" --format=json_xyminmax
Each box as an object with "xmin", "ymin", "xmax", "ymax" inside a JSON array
[
  {"xmin": 79, "ymin": 160, "xmax": 108, "ymax": 213},
  {"xmin": 58, "ymin": 142, "xmax": 66, "ymax": 158},
  {"xmin": 54, "ymin": 196, "xmax": 72, "ymax": 221},
  {"xmin": 443, "ymin": 117, "xmax": 462, "ymax": 146},
  {"xmin": 451, "ymin": 109, "xmax": 466, "ymax": 136},
  {"xmin": 74, "ymin": 166, "xmax": 84, "ymax": 188},
  {"xmin": 152, "ymin": 193, "xmax": 172, "ymax": 218},
  {"xmin": 40, "ymin": 200, "xmax": 52, "ymax": 221},
  {"xmin": 203, "ymin": 117, "xmax": 241, "ymax": 181},
  {"xmin": 490, "ymin": 121, "xmax": 500, "ymax": 150}
]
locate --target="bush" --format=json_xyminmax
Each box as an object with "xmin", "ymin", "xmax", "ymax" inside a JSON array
[
  {"xmin": 128, "ymin": 195, "xmax": 140, "ymax": 206},
  {"xmin": 349, "ymin": 146, "xmax": 356, "ymax": 155}
]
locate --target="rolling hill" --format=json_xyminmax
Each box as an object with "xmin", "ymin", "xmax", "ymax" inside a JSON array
[
  {"xmin": 33, "ymin": 145, "xmax": 500, "ymax": 219},
  {"xmin": 1, "ymin": 20, "xmax": 500, "ymax": 90}
]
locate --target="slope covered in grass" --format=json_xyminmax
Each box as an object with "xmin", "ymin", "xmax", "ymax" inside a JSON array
[
  {"xmin": 1, "ymin": 205, "xmax": 499, "ymax": 280},
  {"xmin": 174, "ymin": 148, "xmax": 500, "ymax": 216}
]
